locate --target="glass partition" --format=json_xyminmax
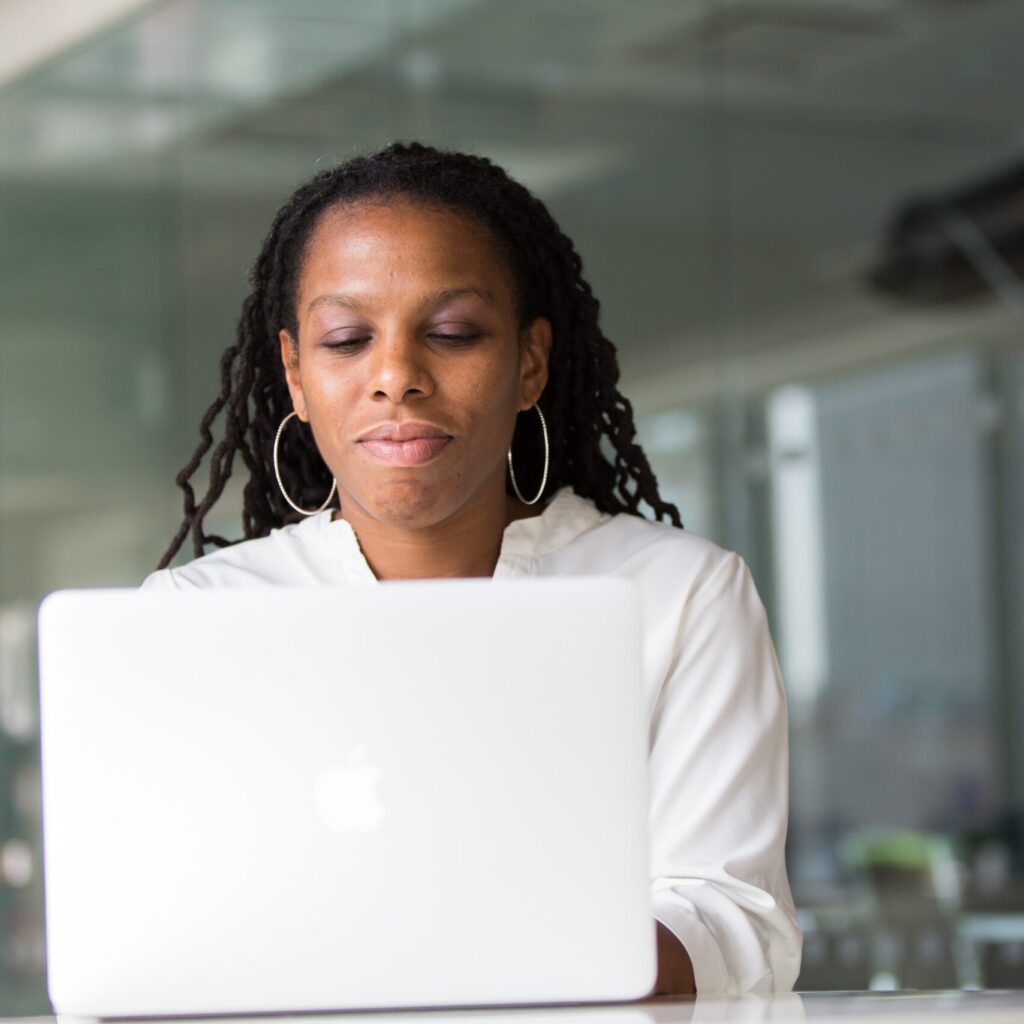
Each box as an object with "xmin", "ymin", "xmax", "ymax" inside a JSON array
[{"xmin": 2, "ymin": 0, "xmax": 1022, "ymax": 1008}]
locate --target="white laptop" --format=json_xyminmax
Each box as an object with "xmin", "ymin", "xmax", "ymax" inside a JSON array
[{"xmin": 36, "ymin": 578, "xmax": 657, "ymax": 1018}]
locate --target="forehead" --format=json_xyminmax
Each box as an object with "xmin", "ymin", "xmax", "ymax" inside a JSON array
[{"xmin": 298, "ymin": 199, "xmax": 514, "ymax": 304}]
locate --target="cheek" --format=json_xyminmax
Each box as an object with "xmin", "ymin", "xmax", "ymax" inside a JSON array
[
  {"xmin": 464, "ymin": 362, "xmax": 524, "ymax": 454},
  {"xmin": 301, "ymin": 359, "xmax": 358, "ymax": 417},
  {"xmin": 467, "ymin": 340, "xmax": 523, "ymax": 398},
  {"xmin": 457, "ymin": 355, "xmax": 520, "ymax": 428}
]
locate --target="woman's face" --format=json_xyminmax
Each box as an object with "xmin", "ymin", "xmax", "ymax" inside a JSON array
[{"xmin": 278, "ymin": 198, "xmax": 551, "ymax": 528}]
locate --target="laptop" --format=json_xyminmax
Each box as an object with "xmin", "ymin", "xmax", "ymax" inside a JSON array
[{"xmin": 36, "ymin": 578, "xmax": 657, "ymax": 1018}]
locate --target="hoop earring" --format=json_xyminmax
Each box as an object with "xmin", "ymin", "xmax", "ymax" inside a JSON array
[
  {"xmin": 507, "ymin": 404, "xmax": 550, "ymax": 506},
  {"xmin": 273, "ymin": 411, "xmax": 337, "ymax": 516}
]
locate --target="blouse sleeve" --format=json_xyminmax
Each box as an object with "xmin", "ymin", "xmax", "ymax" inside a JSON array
[{"xmin": 648, "ymin": 551, "xmax": 803, "ymax": 994}]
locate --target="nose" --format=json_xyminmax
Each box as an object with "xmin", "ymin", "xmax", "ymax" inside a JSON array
[{"xmin": 366, "ymin": 332, "xmax": 434, "ymax": 403}]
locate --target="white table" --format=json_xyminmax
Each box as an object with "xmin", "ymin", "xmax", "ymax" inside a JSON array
[{"xmin": 5, "ymin": 991, "xmax": 1024, "ymax": 1024}]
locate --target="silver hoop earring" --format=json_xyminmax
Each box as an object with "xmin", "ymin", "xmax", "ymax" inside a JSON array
[
  {"xmin": 507, "ymin": 404, "xmax": 549, "ymax": 506},
  {"xmin": 273, "ymin": 411, "xmax": 337, "ymax": 516}
]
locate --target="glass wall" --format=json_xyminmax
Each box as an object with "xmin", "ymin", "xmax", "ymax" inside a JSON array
[{"xmin": 1, "ymin": 0, "xmax": 1022, "ymax": 1009}]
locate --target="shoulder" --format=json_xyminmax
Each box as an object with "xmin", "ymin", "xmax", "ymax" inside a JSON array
[
  {"xmin": 140, "ymin": 512, "xmax": 337, "ymax": 589},
  {"xmin": 552, "ymin": 491, "xmax": 743, "ymax": 600},
  {"xmin": 551, "ymin": 495, "xmax": 774, "ymax": 703}
]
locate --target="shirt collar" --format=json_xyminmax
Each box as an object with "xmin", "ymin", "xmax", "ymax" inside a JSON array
[
  {"xmin": 497, "ymin": 485, "xmax": 608, "ymax": 565},
  {"xmin": 308, "ymin": 485, "xmax": 608, "ymax": 583}
]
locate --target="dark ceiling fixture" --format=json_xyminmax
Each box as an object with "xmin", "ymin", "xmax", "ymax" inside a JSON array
[{"xmin": 867, "ymin": 159, "xmax": 1024, "ymax": 308}]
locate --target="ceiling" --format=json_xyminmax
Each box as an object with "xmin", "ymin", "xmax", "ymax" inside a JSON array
[{"xmin": 1, "ymin": 0, "xmax": 1021, "ymax": 404}]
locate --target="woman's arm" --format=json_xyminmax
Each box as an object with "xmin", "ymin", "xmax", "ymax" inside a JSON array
[{"xmin": 647, "ymin": 551, "xmax": 803, "ymax": 994}]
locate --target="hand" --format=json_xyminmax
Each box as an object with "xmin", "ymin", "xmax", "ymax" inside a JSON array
[{"xmin": 650, "ymin": 920, "xmax": 697, "ymax": 996}]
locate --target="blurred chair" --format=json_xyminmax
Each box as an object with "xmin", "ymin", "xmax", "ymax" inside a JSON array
[
  {"xmin": 977, "ymin": 940, "xmax": 1024, "ymax": 988},
  {"xmin": 795, "ymin": 903, "xmax": 875, "ymax": 991},
  {"xmin": 957, "ymin": 913, "xmax": 1024, "ymax": 988},
  {"xmin": 840, "ymin": 829, "xmax": 978, "ymax": 989}
]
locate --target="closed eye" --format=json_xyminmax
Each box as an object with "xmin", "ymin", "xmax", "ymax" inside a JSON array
[
  {"xmin": 430, "ymin": 332, "xmax": 482, "ymax": 345},
  {"xmin": 322, "ymin": 338, "xmax": 370, "ymax": 352},
  {"xmin": 320, "ymin": 332, "xmax": 483, "ymax": 353}
]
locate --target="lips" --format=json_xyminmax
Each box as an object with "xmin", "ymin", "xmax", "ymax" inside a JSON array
[
  {"xmin": 357, "ymin": 422, "xmax": 453, "ymax": 466},
  {"xmin": 358, "ymin": 422, "xmax": 451, "ymax": 442}
]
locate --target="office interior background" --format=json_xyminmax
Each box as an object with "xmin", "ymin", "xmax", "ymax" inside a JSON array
[{"xmin": 1, "ymin": 0, "xmax": 1022, "ymax": 1011}]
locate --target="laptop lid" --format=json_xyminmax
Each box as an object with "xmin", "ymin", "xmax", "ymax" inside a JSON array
[{"xmin": 37, "ymin": 578, "xmax": 656, "ymax": 1017}]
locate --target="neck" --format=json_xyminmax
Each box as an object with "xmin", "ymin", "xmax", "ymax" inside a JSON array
[{"xmin": 336, "ymin": 483, "xmax": 542, "ymax": 581}]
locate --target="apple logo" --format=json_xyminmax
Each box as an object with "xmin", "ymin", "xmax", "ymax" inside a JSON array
[{"xmin": 314, "ymin": 744, "xmax": 386, "ymax": 833}]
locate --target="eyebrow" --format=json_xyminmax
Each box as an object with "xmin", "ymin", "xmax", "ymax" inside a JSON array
[{"xmin": 306, "ymin": 286, "xmax": 495, "ymax": 315}]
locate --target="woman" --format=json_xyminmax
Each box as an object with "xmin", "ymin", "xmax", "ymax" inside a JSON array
[{"xmin": 143, "ymin": 141, "xmax": 802, "ymax": 996}]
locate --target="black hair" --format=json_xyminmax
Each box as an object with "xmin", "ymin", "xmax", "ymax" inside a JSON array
[{"xmin": 158, "ymin": 140, "xmax": 682, "ymax": 569}]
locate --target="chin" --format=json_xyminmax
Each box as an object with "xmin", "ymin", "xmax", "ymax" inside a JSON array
[{"xmin": 359, "ymin": 476, "xmax": 458, "ymax": 528}]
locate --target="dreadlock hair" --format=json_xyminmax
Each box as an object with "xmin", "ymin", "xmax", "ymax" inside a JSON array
[{"xmin": 157, "ymin": 140, "xmax": 683, "ymax": 569}]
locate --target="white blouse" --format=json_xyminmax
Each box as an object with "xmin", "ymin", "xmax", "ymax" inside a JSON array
[{"xmin": 142, "ymin": 485, "xmax": 803, "ymax": 994}]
